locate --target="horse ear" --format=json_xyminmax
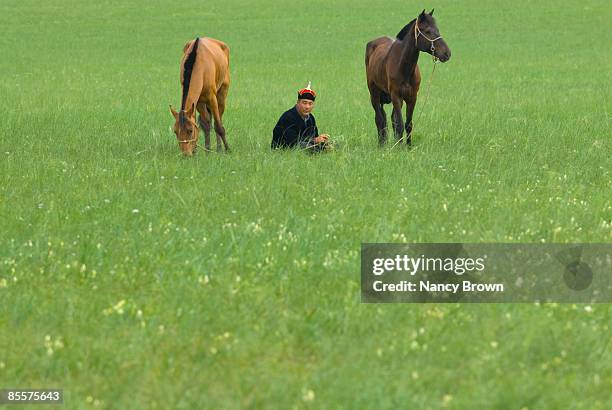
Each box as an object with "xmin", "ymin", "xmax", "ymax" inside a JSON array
[
  {"xmin": 170, "ymin": 105, "xmax": 179, "ymax": 119},
  {"xmin": 430, "ymin": 8, "xmax": 434, "ymax": 15},
  {"xmin": 419, "ymin": 9, "xmax": 426, "ymax": 20}
]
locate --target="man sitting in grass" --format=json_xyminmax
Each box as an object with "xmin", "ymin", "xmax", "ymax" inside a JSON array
[{"xmin": 271, "ymin": 82, "xmax": 331, "ymax": 152}]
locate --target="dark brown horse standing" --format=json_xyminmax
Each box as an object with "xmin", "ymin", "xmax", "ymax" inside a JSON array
[
  {"xmin": 170, "ymin": 37, "xmax": 230, "ymax": 156},
  {"xmin": 365, "ymin": 10, "xmax": 451, "ymax": 146}
]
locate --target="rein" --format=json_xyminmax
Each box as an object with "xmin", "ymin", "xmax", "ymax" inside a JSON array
[{"xmin": 176, "ymin": 133, "xmax": 219, "ymax": 154}]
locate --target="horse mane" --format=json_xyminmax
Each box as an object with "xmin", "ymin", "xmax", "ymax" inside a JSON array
[
  {"xmin": 181, "ymin": 37, "xmax": 199, "ymax": 111},
  {"xmin": 396, "ymin": 18, "xmax": 416, "ymax": 40}
]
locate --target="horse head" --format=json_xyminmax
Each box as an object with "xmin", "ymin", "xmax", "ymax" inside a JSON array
[
  {"xmin": 414, "ymin": 9, "xmax": 451, "ymax": 62},
  {"xmin": 170, "ymin": 104, "xmax": 199, "ymax": 156}
]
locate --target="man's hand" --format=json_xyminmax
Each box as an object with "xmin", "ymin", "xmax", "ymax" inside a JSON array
[{"xmin": 313, "ymin": 134, "xmax": 330, "ymax": 144}]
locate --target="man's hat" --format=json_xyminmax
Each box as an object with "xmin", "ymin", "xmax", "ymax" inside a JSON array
[{"xmin": 298, "ymin": 81, "xmax": 316, "ymax": 101}]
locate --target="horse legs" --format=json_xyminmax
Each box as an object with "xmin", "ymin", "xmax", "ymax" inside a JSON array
[
  {"xmin": 404, "ymin": 93, "xmax": 417, "ymax": 146},
  {"xmin": 208, "ymin": 93, "xmax": 229, "ymax": 153},
  {"xmin": 216, "ymin": 84, "xmax": 230, "ymax": 152},
  {"xmin": 197, "ymin": 103, "xmax": 211, "ymax": 152},
  {"xmin": 369, "ymin": 91, "xmax": 387, "ymax": 146},
  {"xmin": 391, "ymin": 94, "xmax": 404, "ymax": 143}
]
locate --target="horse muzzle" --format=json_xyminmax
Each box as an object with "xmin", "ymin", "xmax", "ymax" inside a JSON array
[{"xmin": 437, "ymin": 51, "xmax": 451, "ymax": 62}]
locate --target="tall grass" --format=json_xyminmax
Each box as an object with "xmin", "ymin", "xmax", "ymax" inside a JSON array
[{"xmin": 1, "ymin": 0, "xmax": 610, "ymax": 407}]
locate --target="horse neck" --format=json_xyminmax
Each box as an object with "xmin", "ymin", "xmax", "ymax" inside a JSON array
[
  {"xmin": 398, "ymin": 34, "xmax": 420, "ymax": 77},
  {"xmin": 181, "ymin": 72, "xmax": 201, "ymax": 112},
  {"xmin": 182, "ymin": 92, "xmax": 199, "ymax": 114}
]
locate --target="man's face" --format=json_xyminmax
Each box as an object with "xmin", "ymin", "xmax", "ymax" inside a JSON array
[{"xmin": 296, "ymin": 99, "xmax": 314, "ymax": 117}]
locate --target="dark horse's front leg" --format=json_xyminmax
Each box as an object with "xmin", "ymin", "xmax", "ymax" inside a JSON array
[
  {"xmin": 391, "ymin": 95, "xmax": 404, "ymax": 143},
  {"xmin": 369, "ymin": 92, "xmax": 388, "ymax": 146},
  {"xmin": 404, "ymin": 93, "xmax": 417, "ymax": 146}
]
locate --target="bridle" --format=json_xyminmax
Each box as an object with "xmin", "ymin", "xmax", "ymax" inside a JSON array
[
  {"xmin": 178, "ymin": 136, "xmax": 198, "ymax": 144},
  {"xmin": 414, "ymin": 18, "xmax": 442, "ymax": 61},
  {"xmin": 177, "ymin": 123, "xmax": 199, "ymax": 145},
  {"xmin": 176, "ymin": 109, "xmax": 199, "ymax": 145}
]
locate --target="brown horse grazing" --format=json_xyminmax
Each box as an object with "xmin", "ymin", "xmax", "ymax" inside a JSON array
[
  {"xmin": 170, "ymin": 37, "xmax": 230, "ymax": 156},
  {"xmin": 365, "ymin": 9, "xmax": 451, "ymax": 146}
]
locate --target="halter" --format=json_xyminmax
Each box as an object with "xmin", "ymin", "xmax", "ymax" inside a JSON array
[
  {"xmin": 177, "ymin": 110, "xmax": 199, "ymax": 144},
  {"xmin": 414, "ymin": 18, "xmax": 442, "ymax": 61}
]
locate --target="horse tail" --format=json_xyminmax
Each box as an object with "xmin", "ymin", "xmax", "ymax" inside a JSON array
[{"xmin": 181, "ymin": 37, "xmax": 200, "ymax": 111}]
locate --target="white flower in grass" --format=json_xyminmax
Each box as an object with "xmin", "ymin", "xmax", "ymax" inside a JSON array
[
  {"xmin": 44, "ymin": 335, "xmax": 64, "ymax": 356},
  {"xmin": 113, "ymin": 300, "xmax": 126, "ymax": 314},
  {"xmin": 132, "ymin": 209, "xmax": 140, "ymax": 214},
  {"xmin": 302, "ymin": 389, "xmax": 315, "ymax": 402},
  {"xmin": 391, "ymin": 233, "xmax": 407, "ymax": 241},
  {"xmin": 584, "ymin": 305, "xmax": 593, "ymax": 313},
  {"xmin": 103, "ymin": 299, "xmax": 126, "ymax": 316}
]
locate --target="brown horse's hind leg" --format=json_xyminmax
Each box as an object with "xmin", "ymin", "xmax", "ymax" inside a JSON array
[
  {"xmin": 216, "ymin": 84, "xmax": 230, "ymax": 152},
  {"xmin": 391, "ymin": 94, "xmax": 405, "ymax": 143},
  {"xmin": 197, "ymin": 103, "xmax": 211, "ymax": 152},
  {"xmin": 208, "ymin": 93, "xmax": 229, "ymax": 153},
  {"xmin": 369, "ymin": 90, "xmax": 388, "ymax": 146}
]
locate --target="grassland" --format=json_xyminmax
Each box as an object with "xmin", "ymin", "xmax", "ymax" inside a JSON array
[{"xmin": 0, "ymin": 0, "xmax": 611, "ymax": 408}]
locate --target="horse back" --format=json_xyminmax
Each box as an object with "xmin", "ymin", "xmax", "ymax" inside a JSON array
[
  {"xmin": 365, "ymin": 37, "xmax": 395, "ymax": 92},
  {"xmin": 183, "ymin": 38, "xmax": 229, "ymax": 68},
  {"xmin": 203, "ymin": 38, "xmax": 230, "ymax": 91},
  {"xmin": 181, "ymin": 37, "xmax": 230, "ymax": 94},
  {"xmin": 365, "ymin": 36, "xmax": 394, "ymax": 67},
  {"xmin": 203, "ymin": 37, "xmax": 230, "ymax": 63}
]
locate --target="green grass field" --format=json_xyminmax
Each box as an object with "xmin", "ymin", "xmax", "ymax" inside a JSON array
[{"xmin": 1, "ymin": 0, "xmax": 611, "ymax": 408}]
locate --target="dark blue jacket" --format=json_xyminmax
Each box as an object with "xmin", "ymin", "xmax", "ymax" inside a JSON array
[{"xmin": 271, "ymin": 106, "xmax": 319, "ymax": 149}]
